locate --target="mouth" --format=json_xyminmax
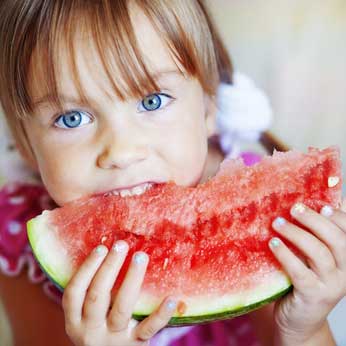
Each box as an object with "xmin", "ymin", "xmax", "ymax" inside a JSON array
[{"xmin": 95, "ymin": 182, "xmax": 158, "ymax": 198}]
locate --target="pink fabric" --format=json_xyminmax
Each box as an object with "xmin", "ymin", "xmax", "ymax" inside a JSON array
[
  {"xmin": 0, "ymin": 153, "xmax": 262, "ymax": 345},
  {"xmin": 240, "ymin": 152, "xmax": 261, "ymax": 166},
  {"xmin": 150, "ymin": 317, "xmax": 260, "ymax": 346},
  {"xmin": 0, "ymin": 182, "xmax": 63, "ymax": 304}
]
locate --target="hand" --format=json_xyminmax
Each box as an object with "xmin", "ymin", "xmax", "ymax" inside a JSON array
[
  {"xmin": 62, "ymin": 241, "xmax": 178, "ymax": 346},
  {"xmin": 269, "ymin": 199, "xmax": 346, "ymax": 344}
]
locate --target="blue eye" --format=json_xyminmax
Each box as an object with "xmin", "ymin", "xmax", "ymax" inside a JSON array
[
  {"xmin": 54, "ymin": 110, "xmax": 92, "ymax": 129},
  {"xmin": 138, "ymin": 93, "xmax": 173, "ymax": 112}
]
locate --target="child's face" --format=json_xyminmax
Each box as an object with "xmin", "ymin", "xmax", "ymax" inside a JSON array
[{"xmin": 23, "ymin": 7, "xmax": 217, "ymax": 206}]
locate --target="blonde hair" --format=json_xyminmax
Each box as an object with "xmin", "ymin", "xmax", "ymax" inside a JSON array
[{"xmin": 0, "ymin": 0, "xmax": 233, "ymax": 165}]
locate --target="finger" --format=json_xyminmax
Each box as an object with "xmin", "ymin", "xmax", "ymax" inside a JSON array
[
  {"xmin": 108, "ymin": 251, "xmax": 149, "ymax": 332},
  {"xmin": 290, "ymin": 203, "xmax": 346, "ymax": 268},
  {"xmin": 268, "ymin": 237, "xmax": 317, "ymax": 292},
  {"xmin": 272, "ymin": 217, "xmax": 336, "ymax": 277},
  {"xmin": 83, "ymin": 240, "xmax": 129, "ymax": 327},
  {"xmin": 321, "ymin": 205, "xmax": 346, "ymax": 232},
  {"xmin": 62, "ymin": 244, "xmax": 109, "ymax": 324},
  {"xmin": 128, "ymin": 320, "xmax": 151, "ymax": 346},
  {"xmin": 134, "ymin": 296, "xmax": 177, "ymax": 342},
  {"xmin": 319, "ymin": 205, "xmax": 346, "ymax": 270}
]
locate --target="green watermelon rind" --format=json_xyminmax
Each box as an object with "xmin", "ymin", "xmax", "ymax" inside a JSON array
[
  {"xmin": 132, "ymin": 271, "xmax": 292, "ymax": 325},
  {"xmin": 27, "ymin": 213, "xmax": 72, "ymax": 288},
  {"xmin": 134, "ymin": 285, "xmax": 292, "ymax": 326},
  {"xmin": 27, "ymin": 213, "xmax": 292, "ymax": 326}
]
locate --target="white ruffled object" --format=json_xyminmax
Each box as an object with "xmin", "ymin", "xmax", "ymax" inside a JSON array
[{"xmin": 216, "ymin": 72, "xmax": 273, "ymax": 158}]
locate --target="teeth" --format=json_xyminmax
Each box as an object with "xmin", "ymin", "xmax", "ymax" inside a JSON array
[
  {"xmin": 120, "ymin": 189, "xmax": 132, "ymax": 197},
  {"xmin": 132, "ymin": 185, "xmax": 147, "ymax": 195},
  {"xmin": 104, "ymin": 183, "xmax": 153, "ymax": 198}
]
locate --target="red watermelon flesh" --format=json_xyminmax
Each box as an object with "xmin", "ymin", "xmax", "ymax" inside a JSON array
[{"xmin": 27, "ymin": 147, "xmax": 342, "ymax": 325}]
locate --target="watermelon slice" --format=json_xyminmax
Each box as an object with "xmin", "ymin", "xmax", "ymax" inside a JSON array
[{"xmin": 27, "ymin": 147, "xmax": 342, "ymax": 326}]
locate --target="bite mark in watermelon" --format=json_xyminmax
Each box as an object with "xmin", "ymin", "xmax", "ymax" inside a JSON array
[{"xmin": 27, "ymin": 147, "xmax": 342, "ymax": 325}]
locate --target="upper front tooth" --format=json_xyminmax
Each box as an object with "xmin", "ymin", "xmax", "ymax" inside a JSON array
[
  {"xmin": 132, "ymin": 185, "xmax": 148, "ymax": 195},
  {"xmin": 120, "ymin": 190, "xmax": 132, "ymax": 197},
  {"xmin": 118, "ymin": 183, "xmax": 153, "ymax": 197}
]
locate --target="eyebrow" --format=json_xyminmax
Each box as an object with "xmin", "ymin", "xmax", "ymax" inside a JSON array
[{"xmin": 32, "ymin": 69, "xmax": 183, "ymax": 108}]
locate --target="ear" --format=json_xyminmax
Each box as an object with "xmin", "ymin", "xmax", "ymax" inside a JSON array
[{"xmin": 204, "ymin": 94, "xmax": 218, "ymax": 138}]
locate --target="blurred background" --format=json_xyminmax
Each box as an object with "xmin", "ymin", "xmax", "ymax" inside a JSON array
[
  {"xmin": 208, "ymin": 0, "xmax": 346, "ymax": 344},
  {"xmin": 209, "ymin": 0, "xmax": 346, "ymax": 160}
]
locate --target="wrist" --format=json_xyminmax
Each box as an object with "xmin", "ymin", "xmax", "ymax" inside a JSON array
[{"xmin": 274, "ymin": 320, "xmax": 336, "ymax": 346}]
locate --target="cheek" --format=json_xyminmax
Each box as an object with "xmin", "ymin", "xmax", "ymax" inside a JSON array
[
  {"xmin": 159, "ymin": 109, "xmax": 208, "ymax": 185},
  {"xmin": 38, "ymin": 156, "xmax": 73, "ymax": 203},
  {"xmin": 36, "ymin": 145, "xmax": 91, "ymax": 205},
  {"xmin": 178, "ymin": 128, "xmax": 208, "ymax": 183}
]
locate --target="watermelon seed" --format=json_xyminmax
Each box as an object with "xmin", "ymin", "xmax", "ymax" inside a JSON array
[
  {"xmin": 101, "ymin": 236, "xmax": 107, "ymax": 244},
  {"xmin": 163, "ymin": 258, "xmax": 169, "ymax": 270},
  {"xmin": 291, "ymin": 203, "xmax": 305, "ymax": 215},
  {"xmin": 328, "ymin": 176, "xmax": 340, "ymax": 188}
]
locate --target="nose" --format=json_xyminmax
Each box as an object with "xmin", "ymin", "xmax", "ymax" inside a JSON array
[{"xmin": 97, "ymin": 124, "xmax": 149, "ymax": 170}]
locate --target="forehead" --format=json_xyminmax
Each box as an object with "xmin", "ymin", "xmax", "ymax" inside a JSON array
[{"xmin": 29, "ymin": 4, "xmax": 184, "ymax": 102}]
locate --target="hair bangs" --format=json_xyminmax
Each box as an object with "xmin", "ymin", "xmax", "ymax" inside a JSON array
[
  {"xmin": 0, "ymin": 0, "xmax": 231, "ymax": 163},
  {"xmin": 24, "ymin": 0, "xmax": 202, "ymax": 119}
]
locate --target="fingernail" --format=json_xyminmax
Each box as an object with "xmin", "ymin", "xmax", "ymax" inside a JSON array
[
  {"xmin": 94, "ymin": 245, "xmax": 108, "ymax": 256},
  {"xmin": 133, "ymin": 252, "xmax": 148, "ymax": 265},
  {"xmin": 321, "ymin": 205, "xmax": 333, "ymax": 218},
  {"xmin": 177, "ymin": 301, "xmax": 187, "ymax": 315},
  {"xmin": 269, "ymin": 237, "xmax": 281, "ymax": 248},
  {"xmin": 273, "ymin": 217, "xmax": 286, "ymax": 229},
  {"xmin": 166, "ymin": 299, "xmax": 177, "ymax": 311},
  {"xmin": 112, "ymin": 240, "xmax": 128, "ymax": 252},
  {"xmin": 291, "ymin": 203, "xmax": 306, "ymax": 215}
]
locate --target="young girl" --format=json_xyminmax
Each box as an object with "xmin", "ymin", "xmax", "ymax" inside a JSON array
[{"xmin": 0, "ymin": 1, "xmax": 345, "ymax": 345}]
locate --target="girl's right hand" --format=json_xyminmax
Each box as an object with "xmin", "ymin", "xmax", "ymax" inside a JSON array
[{"xmin": 62, "ymin": 240, "xmax": 178, "ymax": 346}]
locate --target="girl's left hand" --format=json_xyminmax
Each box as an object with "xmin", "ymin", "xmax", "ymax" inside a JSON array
[{"xmin": 270, "ymin": 199, "xmax": 346, "ymax": 342}]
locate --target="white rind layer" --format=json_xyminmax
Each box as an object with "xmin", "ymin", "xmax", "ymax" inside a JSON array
[
  {"xmin": 134, "ymin": 270, "xmax": 290, "ymax": 316},
  {"xmin": 27, "ymin": 212, "xmax": 72, "ymax": 287}
]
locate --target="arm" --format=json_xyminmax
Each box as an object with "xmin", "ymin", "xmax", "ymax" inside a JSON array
[
  {"xmin": 0, "ymin": 295, "xmax": 13, "ymax": 346},
  {"xmin": 274, "ymin": 320, "xmax": 336, "ymax": 346},
  {"xmin": 248, "ymin": 303, "xmax": 275, "ymax": 346},
  {"xmin": 249, "ymin": 302, "xmax": 336, "ymax": 346}
]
